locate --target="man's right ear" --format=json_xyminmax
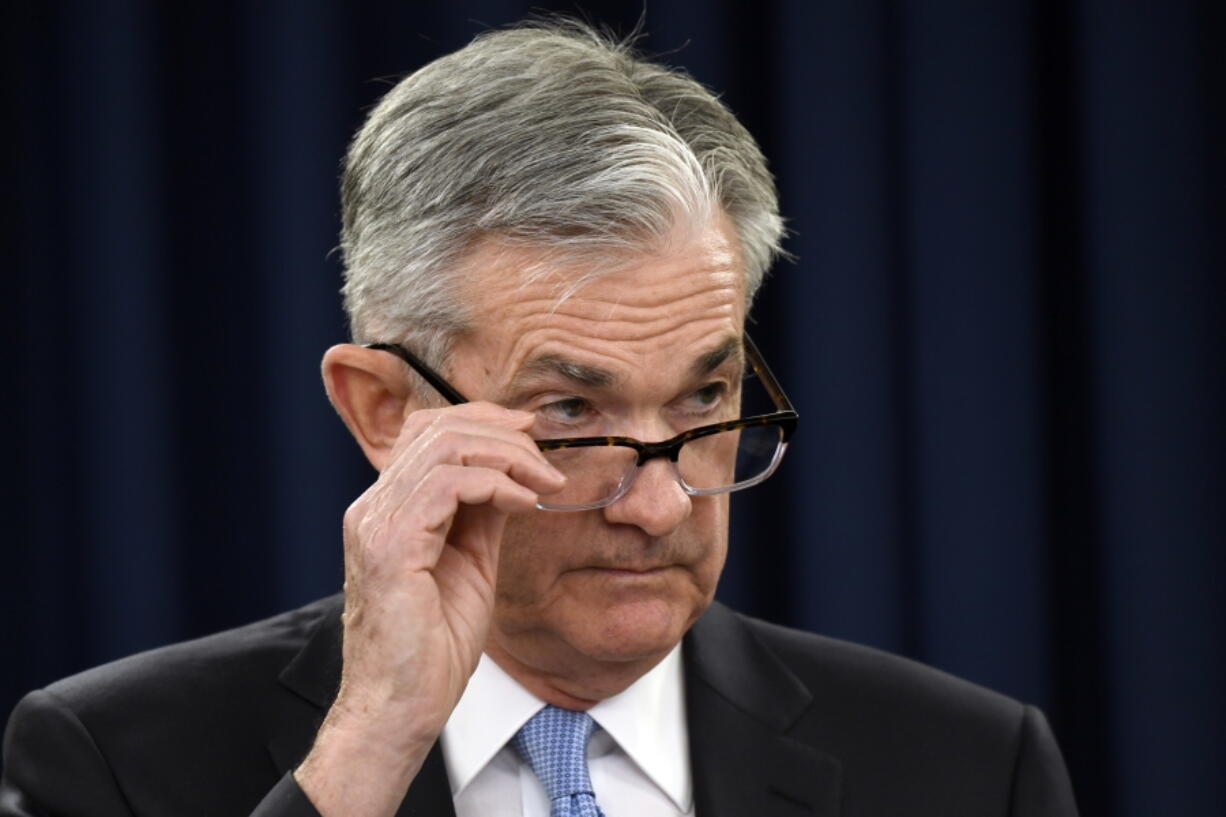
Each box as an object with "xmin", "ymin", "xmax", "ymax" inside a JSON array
[{"xmin": 320, "ymin": 344, "xmax": 416, "ymax": 472}]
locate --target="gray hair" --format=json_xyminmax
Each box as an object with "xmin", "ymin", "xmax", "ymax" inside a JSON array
[{"xmin": 339, "ymin": 19, "xmax": 784, "ymax": 374}]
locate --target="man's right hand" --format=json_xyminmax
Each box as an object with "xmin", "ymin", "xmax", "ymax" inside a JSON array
[{"xmin": 294, "ymin": 402, "xmax": 565, "ymax": 817}]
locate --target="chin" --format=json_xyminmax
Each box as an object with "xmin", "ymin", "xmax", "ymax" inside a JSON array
[{"xmin": 572, "ymin": 597, "xmax": 698, "ymax": 663}]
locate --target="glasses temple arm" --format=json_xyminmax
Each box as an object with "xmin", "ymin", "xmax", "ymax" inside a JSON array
[
  {"xmin": 364, "ymin": 343, "xmax": 471, "ymax": 405},
  {"xmin": 743, "ymin": 334, "xmax": 796, "ymax": 414}
]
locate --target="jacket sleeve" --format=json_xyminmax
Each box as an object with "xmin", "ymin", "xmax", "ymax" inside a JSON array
[
  {"xmin": 0, "ymin": 691, "xmax": 323, "ymax": 817},
  {"xmin": 0, "ymin": 690, "xmax": 133, "ymax": 817},
  {"xmin": 1009, "ymin": 704, "xmax": 1080, "ymax": 817},
  {"xmin": 249, "ymin": 775, "xmax": 325, "ymax": 817}
]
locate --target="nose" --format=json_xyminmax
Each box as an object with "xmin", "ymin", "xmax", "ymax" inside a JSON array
[{"xmin": 601, "ymin": 456, "xmax": 692, "ymax": 537}]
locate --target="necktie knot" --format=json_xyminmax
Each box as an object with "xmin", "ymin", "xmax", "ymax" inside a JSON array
[{"xmin": 512, "ymin": 705, "xmax": 606, "ymax": 817}]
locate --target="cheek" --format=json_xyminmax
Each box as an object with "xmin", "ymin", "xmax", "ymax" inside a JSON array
[
  {"xmin": 692, "ymin": 495, "xmax": 730, "ymax": 589},
  {"xmin": 493, "ymin": 512, "xmax": 578, "ymax": 606}
]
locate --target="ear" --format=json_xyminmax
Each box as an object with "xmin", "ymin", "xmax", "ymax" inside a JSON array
[{"xmin": 321, "ymin": 344, "xmax": 416, "ymax": 472}]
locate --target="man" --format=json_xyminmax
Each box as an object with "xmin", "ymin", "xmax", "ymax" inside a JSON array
[{"xmin": 1, "ymin": 20, "xmax": 1078, "ymax": 817}]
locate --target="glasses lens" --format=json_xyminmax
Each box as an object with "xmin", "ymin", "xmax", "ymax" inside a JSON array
[
  {"xmin": 540, "ymin": 444, "xmax": 637, "ymax": 508},
  {"xmin": 677, "ymin": 424, "xmax": 784, "ymax": 492}
]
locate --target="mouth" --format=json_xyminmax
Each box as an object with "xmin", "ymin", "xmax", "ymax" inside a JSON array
[{"xmin": 584, "ymin": 565, "xmax": 672, "ymax": 577}]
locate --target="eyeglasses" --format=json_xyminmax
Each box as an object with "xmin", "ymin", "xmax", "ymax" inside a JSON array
[{"xmin": 365, "ymin": 334, "xmax": 798, "ymax": 511}]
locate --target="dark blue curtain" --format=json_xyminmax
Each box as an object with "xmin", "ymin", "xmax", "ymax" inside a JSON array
[{"xmin": 6, "ymin": 3, "xmax": 1223, "ymax": 816}]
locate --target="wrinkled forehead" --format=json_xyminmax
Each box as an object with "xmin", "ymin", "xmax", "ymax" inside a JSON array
[{"xmin": 451, "ymin": 220, "xmax": 747, "ymax": 393}]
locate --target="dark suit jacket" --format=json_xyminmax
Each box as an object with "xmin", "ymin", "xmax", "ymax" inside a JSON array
[{"xmin": 1, "ymin": 595, "xmax": 1077, "ymax": 816}]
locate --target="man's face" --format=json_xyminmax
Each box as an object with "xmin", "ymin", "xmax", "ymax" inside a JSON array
[{"xmin": 444, "ymin": 217, "xmax": 745, "ymax": 685}]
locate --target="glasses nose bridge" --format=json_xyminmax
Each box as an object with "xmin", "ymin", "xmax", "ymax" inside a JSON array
[
  {"xmin": 615, "ymin": 444, "xmax": 687, "ymax": 504},
  {"xmin": 633, "ymin": 437, "xmax": 685, "ymax": 467}
]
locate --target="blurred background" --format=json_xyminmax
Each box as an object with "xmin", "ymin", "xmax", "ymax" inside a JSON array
[{"xmin": 4, "ymin": 2, "xmax": 1224, "ymax": 815}]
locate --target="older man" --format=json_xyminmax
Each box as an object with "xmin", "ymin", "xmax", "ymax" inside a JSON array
[{"xmin": 1, "ymin": 20, "xmax": 1077, "ymax": 817}]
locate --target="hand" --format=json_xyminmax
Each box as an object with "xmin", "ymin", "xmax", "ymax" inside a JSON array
[{"xmin": 295, "ymin": 402, "xmax": 565, "ymax": 817}]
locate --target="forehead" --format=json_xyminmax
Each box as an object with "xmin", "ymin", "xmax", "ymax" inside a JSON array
[{"xmin": 454, "ymin": 220, "xmax": 746, "ymax": 385}]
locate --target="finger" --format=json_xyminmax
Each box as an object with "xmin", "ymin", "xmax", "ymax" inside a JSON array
[
  {"xmin": 392, "ymin": 464, "xmax": 539, "ymax": 547},
  {"xmin": 379, "ymin": 417, "xmax": 564, "ymax": 496},
  {"xmin": 424, "ymin": 463, "xmax": 540, "ymax": 515},
  {"xmin": 350, "ymin": 426, "xmax": 551, "ymax": 558},
  {"xmin": 414, "ymin": 415, "xmax": 551, "ymax": 463},
  {"xmin": 388, "ymin": 414, "xmax": 550, "ymax": 483},
  {"xmin": 402, "ymin": 428, "xmax": 565, "ymax": 494},
  {"xmin": 390, "ymin": 403, "xmax": 537, "ymax": 460}
]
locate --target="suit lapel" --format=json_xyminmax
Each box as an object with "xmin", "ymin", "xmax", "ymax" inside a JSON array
[
  {"xmin": 271, "ymin": 595, "xmax": 456, "ymax": 817},
  {"xmin": 684, "ymin": 602, "xmax": 842, "ymax": 817},
  {"xmin": 266, "ymin": 596, "xmax": 841, "ymax": 816}
]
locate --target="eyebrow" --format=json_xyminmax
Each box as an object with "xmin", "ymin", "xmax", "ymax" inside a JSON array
[
  {"xmin": 691, "ymin": 337, "xmax": 743, "ymax": 378},
  {"xmin": 502, "ymin": 336, "xmax": 744, "ymax": 401},
  {"xmin": 517, "ymin": 354, "xmax": 620, "ymax": 389}
]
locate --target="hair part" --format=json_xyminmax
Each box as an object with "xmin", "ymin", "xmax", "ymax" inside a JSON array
[{"xmin": 340, "ymin": 18, "xmax": 784, "ymax": 382}]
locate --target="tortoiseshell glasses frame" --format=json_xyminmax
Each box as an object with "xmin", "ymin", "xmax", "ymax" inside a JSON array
[{"xmin": 365, "ymin": 334, "xmax": 799, "ymax": 511}]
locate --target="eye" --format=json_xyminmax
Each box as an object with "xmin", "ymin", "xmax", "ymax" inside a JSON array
[
  {"xmin": 680, "ymin": 382, "xmax": 727, "ymax": 413},
  {"xmin": 538, "ymin": 397, "xmax": 592, "ymax": 423}
]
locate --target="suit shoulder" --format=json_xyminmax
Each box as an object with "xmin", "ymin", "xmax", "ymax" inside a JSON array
[
  {"xmin": 686, "ymin": 606, "xmax": 1077, "ymax": 813},
  {"xmin": 41, "ymin": 594, "xmax": 340, "ymax": 716},
  {"xmin": 736, "ymin": 612, "xmax": 1025, "ymax": 727}
]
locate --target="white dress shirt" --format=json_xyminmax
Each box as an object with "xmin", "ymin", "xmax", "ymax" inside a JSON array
[{"xmin": 441, "ymin": 645, "xmax": 694, "ymax": 817}]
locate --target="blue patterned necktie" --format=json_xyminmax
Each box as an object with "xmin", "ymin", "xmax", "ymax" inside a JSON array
[{"xmin": 512, "ymin": 705, "xmax": 607, "ymax": 817}]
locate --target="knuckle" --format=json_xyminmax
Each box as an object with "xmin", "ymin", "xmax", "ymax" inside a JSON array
[
  {"xmin": 413, "ymin": 463, "xmax": 456, "ymax": 502},
  {"xmin": 343, "ymin": 497, "xmax": 369, "ymax": 527},
  {"xmin": 513, "ymin": 427, "xmax": 545, "ymax": 452},
  {"xmin": 403, "ymin": 407, "xmax": 443, "ymax": 437},
  {"xmin": 432, "ymin": 427, "xmax": 465, "ymax": 451}
]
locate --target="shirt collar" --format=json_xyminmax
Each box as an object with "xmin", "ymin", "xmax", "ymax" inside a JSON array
[
  {"xmin": 589, "ymin": 643, "xmax": 691, "ymax": 811},
  {"xmin": 441, "ymin": 651, "xmax": 543, "ymax": 796},
  {"xmin": 441, "ymin": 644, "xmax": 691, "ymax": 812}
]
